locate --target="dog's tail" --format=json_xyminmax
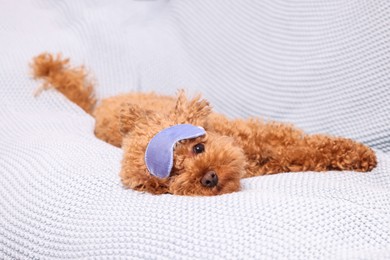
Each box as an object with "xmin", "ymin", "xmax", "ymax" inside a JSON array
[{"xmin": 31, "ymin": 53, "xmax": 96, "ymax": 115}]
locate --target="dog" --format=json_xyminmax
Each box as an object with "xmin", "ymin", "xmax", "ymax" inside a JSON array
[{"xmin": 31, "ymin": 53, "xmax": 377, "ymax": 196}]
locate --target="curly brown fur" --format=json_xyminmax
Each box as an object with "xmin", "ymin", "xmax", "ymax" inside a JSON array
[
  {"xmin": 31, "ymin": 53, "xmax": 377, "ymax": 196},
  {"xmin": 31, "ymin": 53, "xmax": 96, "ymax": 114}
]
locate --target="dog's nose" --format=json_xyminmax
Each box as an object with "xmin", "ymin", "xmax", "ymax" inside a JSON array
[{"xmin": 201, "ymin": 171, "xmax": 218, "ymax": 188}]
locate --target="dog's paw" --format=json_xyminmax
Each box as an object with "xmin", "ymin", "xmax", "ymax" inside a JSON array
[
  {"xmin": 358, "ymin": 147, "xmax": 377, "ymax": 172},
  {"xmin": 340, "ymin": 145, "xmax": 378, "ymax": 172}
]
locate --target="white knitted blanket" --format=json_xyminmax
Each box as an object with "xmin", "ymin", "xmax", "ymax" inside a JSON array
[{"xmin": 1, "ymin": 1, "xmax": 390, "ymax": 259}]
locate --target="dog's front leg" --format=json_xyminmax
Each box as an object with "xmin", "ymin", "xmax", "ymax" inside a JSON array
[
  {"xmin": 205, "ymin": 114, "xmax": 376, "ymax": 177},
  {"xmin": 244, "ymin": 133, "xmax": 377, "ymax": 177}
]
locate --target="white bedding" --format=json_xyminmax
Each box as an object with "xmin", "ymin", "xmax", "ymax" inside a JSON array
[{"xmin": 1, "ymin": 1, "xmax": 390, "ymax": 259}]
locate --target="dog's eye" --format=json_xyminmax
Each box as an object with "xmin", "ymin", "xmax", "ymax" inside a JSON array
[{"xmin": 193, "ymin": 143, "xmax": 205, "ymax": 154}]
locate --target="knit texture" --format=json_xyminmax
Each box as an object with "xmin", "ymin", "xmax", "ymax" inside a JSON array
[{"xmin": 1, "ymin": 0, "xmax": 390, "ymax": 259}]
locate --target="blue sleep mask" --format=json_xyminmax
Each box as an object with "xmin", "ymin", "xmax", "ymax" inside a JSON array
[{"xmin": 145, "ymin": 124, "xmax": 206, "ymax": 179}]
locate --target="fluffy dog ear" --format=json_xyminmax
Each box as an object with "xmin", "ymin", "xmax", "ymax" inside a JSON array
[
  {"xmin": 119, "ymin": 103, "xmax": 142, "ymax": 135},
  {"xmin": 172, "ymin": 90, "xmax": 212, "ymax": 125},
  {"xmin": 120, "ymin": 103, "xmax": 163, "ymax": 135}
]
